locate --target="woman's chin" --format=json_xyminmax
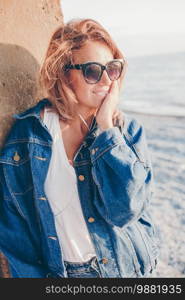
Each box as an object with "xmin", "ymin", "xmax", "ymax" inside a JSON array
[
  {"xmin": 80, "ymin": 97, "xmax": 105, "ymax": 110},
  {"xmin": 93, "ymin": 95, "xmax": 106, "ymax": 104}
]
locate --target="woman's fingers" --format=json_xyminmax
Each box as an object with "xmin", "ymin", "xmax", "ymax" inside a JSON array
[
  {"xmin": 108, "ymin": 81, "xmax": 119, "ymax": 98},
  {"xmin": 112, "ymin": 110, "xmax": 119, "ymax": 125},
  {"xmin": 112, "ymin": 110, "xmax": 124, "ymax": 127},
  {"xmin": 96, "ymin": 80, "xmax": 121, "ymax": 129}
]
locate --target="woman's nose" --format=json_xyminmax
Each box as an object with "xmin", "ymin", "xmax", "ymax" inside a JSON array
[{"xmin": 99, "ymin": 69, "xmax": 111, "ymax": 85}]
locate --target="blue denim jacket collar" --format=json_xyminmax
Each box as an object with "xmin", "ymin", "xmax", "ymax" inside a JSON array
[
  {"xmin": 12, "ymin": 98, "xmax": 123, "ymax": 144},
  {"xmin": 13, "ymin": 98, "xmax": 52, "ymax": 120}
]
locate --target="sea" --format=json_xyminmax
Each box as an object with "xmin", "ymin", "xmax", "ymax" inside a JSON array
[
  {"xmin": 120, "ymin": 52, "xmax": 185, "ymax": 117},
  {"xmin": 119, "ymin": 52, "xmax": 185, "ymax": 277}
]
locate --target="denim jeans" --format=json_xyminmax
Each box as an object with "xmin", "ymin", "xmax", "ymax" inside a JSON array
[{"xmin": 64, "ymin": 256, "xmax": 102, "ymax": 278}]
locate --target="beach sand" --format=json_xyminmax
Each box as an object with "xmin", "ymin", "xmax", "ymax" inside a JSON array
[{"xmin": 127, "ymin": 112, "xmax": 185, "ymax": 278}]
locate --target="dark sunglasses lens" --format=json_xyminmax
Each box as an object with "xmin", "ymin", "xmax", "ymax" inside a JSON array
[
  {"xmin": 107, "ymin": 61, "xmax": 123, "ymax": 80},
  {"xmin": 84, "ymin": 64, "xmax": 102, "ymax": 83}
]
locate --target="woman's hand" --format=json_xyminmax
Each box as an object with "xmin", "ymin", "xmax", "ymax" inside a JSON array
[
  {"xmin": 96, "ymin": 81, "xmax": 121, "ymax": 131},
  {"xmin": 112, "ymin": 109, "xmax": 124, "ymax": 128}
]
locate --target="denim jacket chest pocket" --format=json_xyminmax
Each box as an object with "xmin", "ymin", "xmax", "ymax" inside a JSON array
[{"xmin": 0, "ymin": 143, "xmax": 33, "ymax": 195}]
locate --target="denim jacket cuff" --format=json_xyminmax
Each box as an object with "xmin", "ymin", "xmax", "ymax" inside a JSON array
[{"xmin": 89, "ymin": 126, "xmax": 124, "ymax": 159}]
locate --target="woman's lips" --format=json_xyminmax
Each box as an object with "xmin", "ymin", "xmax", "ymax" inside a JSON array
[
  {"xmin": 94, "ymin": 91, "xmax": 108, "ymax": 97},
  {"xmin": 93, "ymin": 89, "xmax": 109, "ymax": 97}
]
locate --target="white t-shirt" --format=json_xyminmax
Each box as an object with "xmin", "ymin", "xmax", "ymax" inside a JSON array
[{"xmin": 43, "ymin": 107, "xmax": 96, "ymax": 262}]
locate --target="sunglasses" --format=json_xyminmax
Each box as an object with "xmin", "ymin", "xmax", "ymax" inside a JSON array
[{"xmin": 64, "ymin": 59, "xmax": 125, "ymax": 84}]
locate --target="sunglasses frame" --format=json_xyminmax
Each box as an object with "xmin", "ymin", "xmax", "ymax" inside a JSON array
[{"xmin": 64, "ymin": 59, "xmax": 125, "ymax": 84}]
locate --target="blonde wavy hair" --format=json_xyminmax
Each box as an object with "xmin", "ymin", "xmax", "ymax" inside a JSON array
[{"xmin": 39, "ymin": 18, "xmax": 125, "ymax": 123}]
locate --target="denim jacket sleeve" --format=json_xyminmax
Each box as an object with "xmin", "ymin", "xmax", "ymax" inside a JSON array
[
  {"xmin": 0, "ymin": 165, "xmax": 47, "ymax": 278},
  {"xmin": 89, "ymin": 116, "xmax": 154, "ymax": 228}
]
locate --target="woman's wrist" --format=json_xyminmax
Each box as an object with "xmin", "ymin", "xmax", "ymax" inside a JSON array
[{"xmin": 98, "ymin": 121, "xmax": 114, "ymax": 131}]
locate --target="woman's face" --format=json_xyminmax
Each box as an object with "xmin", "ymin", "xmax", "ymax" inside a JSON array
[{"xmin": 69, "ymin": 41, "xmax": 115, "ymax": 112}]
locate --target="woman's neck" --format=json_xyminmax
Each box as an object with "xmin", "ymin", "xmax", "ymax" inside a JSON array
[
  {"xmin": 60, "ymin": 110, "xmax": 96, "ymax": 137},
  {"xmin": 74, "ymin": 107, "xmax": 97, "ymax": 134}
]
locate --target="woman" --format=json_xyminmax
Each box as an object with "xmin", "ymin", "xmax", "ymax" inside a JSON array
[{"xmin": 0, "ymin": 19, "xmax": 159, "ymax": 278}]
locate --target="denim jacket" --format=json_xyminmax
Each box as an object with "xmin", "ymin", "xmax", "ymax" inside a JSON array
[{"xmin": 0, "ymin": 98, "xmax": 159, "ymax": 278}]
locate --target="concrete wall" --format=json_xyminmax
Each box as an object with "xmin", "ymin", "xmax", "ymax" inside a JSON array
[{"xmin": 0, "ymin": 0, "xmax": 63, "ymax": 277}]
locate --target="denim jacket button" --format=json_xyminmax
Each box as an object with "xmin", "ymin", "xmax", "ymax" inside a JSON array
[
  {"xmin": 102, "ymin": 258, "xmax": 108, "ymax": 264},
  {"xmin": 88, "ymin": 217, "xmax": 95, "ymax": 223},
  {"xmin": 39, "ymin": 197, "xmax": 47, "ymax": 200},
  {"xmin": 91, "ymin": 149, "xmax": 96, "ymax": 155},
  {"xmin": 91, "ymin": 148, "xmax": 99, "ymax": 155},
  {"xmin": 48, "ymin": 236, "xmax": 57, "ymax": 240},
  {"xmin": 13, "ymin": 152, "xmax": 20, "ymax": 162},
  {"xmin": 78, "ymin": 175, "xmax": 85, "ymax": 181}
]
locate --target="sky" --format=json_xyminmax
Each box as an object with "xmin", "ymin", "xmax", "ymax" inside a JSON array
[{"xmin": 61, "ymin": 0, "xmax": 185, "ymax": 56}]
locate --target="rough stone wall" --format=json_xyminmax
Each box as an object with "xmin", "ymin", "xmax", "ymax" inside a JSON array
[{"xmin": 0, "ymin": 0, "xmax": 63, "ymax": 277}]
